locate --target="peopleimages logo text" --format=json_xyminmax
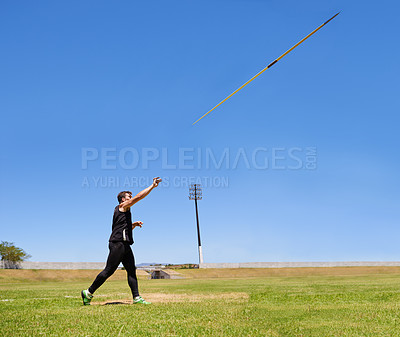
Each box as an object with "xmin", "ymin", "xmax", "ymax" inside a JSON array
[{"xmin": 81, "ymin": 146, "xmax": 317, "ymax": 171}]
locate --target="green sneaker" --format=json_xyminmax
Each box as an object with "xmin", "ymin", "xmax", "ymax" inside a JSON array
[
  {"xmin": 133, "ymin": 296, "xmax": 151, "ymax": 304},
  {"xmin": 81, "ymin": 289, "xmax": 93, "ymax": 306}
]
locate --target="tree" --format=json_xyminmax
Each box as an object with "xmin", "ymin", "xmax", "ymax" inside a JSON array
[{"xmin": 0, "ymin": 241, "xmax": 31, "ymax": 269}]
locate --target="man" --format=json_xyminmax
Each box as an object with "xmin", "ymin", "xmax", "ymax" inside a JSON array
[{"xmin": 81, "ymin": 177, "xmax": 162, "ymax": 305}]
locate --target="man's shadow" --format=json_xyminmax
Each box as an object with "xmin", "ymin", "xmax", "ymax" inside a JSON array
[{"xmin": 100, "ymin": 300, "xmax": 132, "ymax": 305}]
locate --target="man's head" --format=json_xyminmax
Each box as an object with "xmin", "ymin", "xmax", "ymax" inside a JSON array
[{"xmin": 117, "ymin": 191, "xmax": 132, "ymax": 204}]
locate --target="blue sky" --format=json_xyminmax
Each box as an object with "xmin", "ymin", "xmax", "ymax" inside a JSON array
[{"xmin": 1, "ymin": 0, "xmax": 399, "ymax": 264}]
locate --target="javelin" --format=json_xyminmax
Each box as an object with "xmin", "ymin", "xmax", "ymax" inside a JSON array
[{"xmin": 192, "ymin": 12, "xmax": 340, "ymax": 125}]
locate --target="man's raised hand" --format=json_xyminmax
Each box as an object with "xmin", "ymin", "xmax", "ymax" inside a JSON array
[{"xmin": 153, "ymin": 177, "xmax": 162, "ymax": 187}]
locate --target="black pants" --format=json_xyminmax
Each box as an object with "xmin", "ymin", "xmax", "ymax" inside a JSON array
[{"xmin": 89, "ymin": 241, "xmax": 139, "ymax": 298}]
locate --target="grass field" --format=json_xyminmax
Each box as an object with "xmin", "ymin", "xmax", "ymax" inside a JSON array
[{"xmin": 1, "ymin": 267, "xmax": 400, "ymax": 336}]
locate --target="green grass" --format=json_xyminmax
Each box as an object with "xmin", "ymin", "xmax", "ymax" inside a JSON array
[{"xmin": 1, "ymin": 270, "xmax": 400, "ymax": 336}]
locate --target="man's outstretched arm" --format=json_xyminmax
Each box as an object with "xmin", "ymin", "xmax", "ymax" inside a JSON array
[{"xmin": 120, "ymin": 177, "xmax": 161, "ymax": 210}]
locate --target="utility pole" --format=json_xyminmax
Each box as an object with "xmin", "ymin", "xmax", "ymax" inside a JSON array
[{"xmin": 189, "ymin": 184, "xmax": 203, "ymax": 264}]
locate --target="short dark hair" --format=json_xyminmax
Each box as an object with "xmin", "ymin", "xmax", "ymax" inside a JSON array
[{"xmin": 117, "ymin": 191, "xmax": 132, "ymax": 204}]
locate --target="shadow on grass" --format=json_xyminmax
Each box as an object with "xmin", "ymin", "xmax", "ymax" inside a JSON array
[{"xmin": 93, "ymin": 300, "xmax": 132, "ymax": 306}]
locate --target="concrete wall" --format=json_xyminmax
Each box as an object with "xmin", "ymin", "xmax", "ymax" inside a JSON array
[
  {"xmin": 199, "ymin": 261, "xmax": 400, "ymax": 269},
  {"xmin": 3, "ymin": 261, "xmax": 400, "ymax": 270},
  {"xmin": 19, "ymin": 261, "xmax": 106, "ymax": 269}
]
